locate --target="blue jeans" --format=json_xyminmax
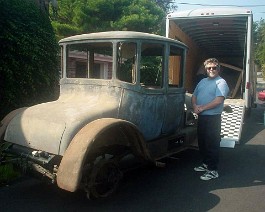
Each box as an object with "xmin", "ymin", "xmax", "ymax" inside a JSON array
[{"xmin": 197, "ymin": 115, "xmax": 221, "ymax": 171}]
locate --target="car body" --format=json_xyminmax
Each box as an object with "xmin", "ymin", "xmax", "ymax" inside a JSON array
[{"xmin": 0, "ymin": 31, "xmax": 196, "ymax": 199}]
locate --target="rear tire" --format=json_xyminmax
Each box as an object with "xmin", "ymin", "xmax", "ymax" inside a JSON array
[
  {"xmin": 86, "ymin": 158, "xmax": 122, "ymax": 199},
  {"xmin": 82, "ymin": 146, "xmax": 128, "ymax": 200}
]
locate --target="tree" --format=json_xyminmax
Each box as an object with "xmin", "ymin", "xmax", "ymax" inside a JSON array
[
  {"xmin": 0, "ymin": 0, "xmax": 59, "ymax": 119},
  {"xmin": 255, "ymin": 20, "xmax": 265, "ymax": 66},
  {"xmin": 110, "ymin": 0, "xmax": 165, "ymax": 32},
  {"xmin": 253, "ymin": 19, "xmax": 265, "ymax": 78},
  {"xmin": 153, "ymin": 0, "xmax": 178, "ymax": 12},
  {"xmin": 51, "ymin": 0, "xmax": 165, "ymax": 40}
]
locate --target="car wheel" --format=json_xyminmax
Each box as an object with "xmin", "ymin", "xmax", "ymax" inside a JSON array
[{"xmin": 83, "ymin": 153, "xmax": 123, "ymax": 200}]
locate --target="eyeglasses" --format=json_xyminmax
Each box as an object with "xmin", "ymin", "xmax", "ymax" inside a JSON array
[{"xmin": 206, "ymin": 66, "xmax": 217, "ymax": 71}]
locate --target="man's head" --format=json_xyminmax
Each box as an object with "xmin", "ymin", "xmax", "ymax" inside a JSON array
[{"xmin": 204, "ymin": 58, "xmax": 220, "ymax": 78}]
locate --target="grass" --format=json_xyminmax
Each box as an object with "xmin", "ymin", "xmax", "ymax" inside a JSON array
[
  {"xmin": 0, "ymin": 142, "xmax": 21, "ymax": 186},
  {"xmin": 0, "ymin": 163, "xmax": 20, "ymax": 187}
]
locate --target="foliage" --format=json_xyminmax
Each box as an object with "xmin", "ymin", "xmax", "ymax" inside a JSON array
[
  {"xmin": 153, "ymin": 0, "xmax": 178, "ymax": 12},
  {"xmin": 0, "ymin": 0, "xmax": 59, "ymax": 120},
  {"xmin": 51, "ymin": 0, "xmax": 165, "ymax": 40},
  {"xmin": 255, "ymin": 20, "xmax": 265, "ymax": 65},
  {"xmin": 140, "ymin": 56, "xmax": 163, "ymax": 86},
  {"xmin": 254, "ymin": 19, "xmax": 265, "ymax": 79},
  {"xmin": 0, "ymin": 142, "xmax": 21, "ymax": 186},
  {"xmin": 0, "ymin": 164, "xmax": 20, "ymax": 186},
  {"xmin": 110, "ymin": 0, "xmax": 164, "ymax": 32}
]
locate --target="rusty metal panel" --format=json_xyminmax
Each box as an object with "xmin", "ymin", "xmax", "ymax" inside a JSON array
[
  {"xmin": 118, "ymin": 88, "xmax": 166, "ymax": 140},
  {"xmin": 162, "ymin": 91, "xmax": 186, "ymax": 134}
]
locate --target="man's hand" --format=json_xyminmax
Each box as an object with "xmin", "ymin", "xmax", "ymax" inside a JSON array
[{"xmin": 193, "ymin": 104, "xmax": 204, "ymax": 114}]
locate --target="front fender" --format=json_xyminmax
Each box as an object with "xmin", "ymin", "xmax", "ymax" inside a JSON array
[{"xmin": 57, "ymin": 118, "xmax": 151, "ymax": 192}]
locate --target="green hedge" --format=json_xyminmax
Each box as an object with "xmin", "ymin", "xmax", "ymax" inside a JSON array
[
  {"xmin": 0, "ymin": 0, "xmax": 59, "ymax": 120},
  {"xmin": 0, "ymin": 164, "xmax": 20, "ymax": 186}
]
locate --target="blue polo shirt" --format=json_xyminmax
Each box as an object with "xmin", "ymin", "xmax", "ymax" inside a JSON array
[{"xmin": 193, "ymin": 76, "xmax": 229, "ymax": 115}]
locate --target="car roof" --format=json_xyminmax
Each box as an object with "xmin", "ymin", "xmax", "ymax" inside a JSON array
[{"xmin": 59, "ymin": 31, "xmax": 187, "ymax": 48}]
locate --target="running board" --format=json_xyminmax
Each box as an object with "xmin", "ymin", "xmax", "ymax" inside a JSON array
[{"xmin": 220, "ymin": 99, "xmax": 245, "ymax": 148}]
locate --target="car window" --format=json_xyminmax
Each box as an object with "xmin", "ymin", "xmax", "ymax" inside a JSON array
[
  {"xmin": 140, "ymin": 43, "xmax": 164, "ymax": 88},
  {"xmin": 116, "ymin": 42, "xmax": 137, "ymax": 83},
  {"xmin": 168, "ymin": 45, "xmax": 184, "ymax": 88},
  {"xmin": 66, "ymin": 42, "xmax": 113, "ymax": 79}
]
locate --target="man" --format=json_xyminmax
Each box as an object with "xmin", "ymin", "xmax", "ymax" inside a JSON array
[{"xmin": 192, "ymin": 58, "xmax": 229, "ymax": 180}]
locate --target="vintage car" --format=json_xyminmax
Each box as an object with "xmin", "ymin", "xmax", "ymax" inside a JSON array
[{"xmin": 0, "ymin": 31, "xmax": 197, "ymax": 199}]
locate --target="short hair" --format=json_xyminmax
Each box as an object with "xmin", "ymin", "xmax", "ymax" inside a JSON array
[{"xmin": 204, "ymin": 58, "xmax": 220, "ymax": 67}]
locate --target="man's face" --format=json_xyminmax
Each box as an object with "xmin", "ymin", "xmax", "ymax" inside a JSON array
[{"xmin": 205, "ymin": 62, "xmax": 219, "ymax": 78}]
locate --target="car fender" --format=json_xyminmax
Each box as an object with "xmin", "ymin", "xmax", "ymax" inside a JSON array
[
  {"xmin": 56, "ymin": 118, "xmax": 151, "ymax": 192},
  {"xmin": 0, "ymin": 107, "xmax": 28, "ymax": 140}
]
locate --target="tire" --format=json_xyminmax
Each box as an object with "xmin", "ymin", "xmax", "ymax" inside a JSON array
[{"xmin": 84, "ymin": 156, "xmax": 123, "ymax": 199}]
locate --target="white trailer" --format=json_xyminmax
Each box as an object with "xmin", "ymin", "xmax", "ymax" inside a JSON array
[{"xmin": 166, "ymin": 7, "xmax": 256, "ymax": 145}]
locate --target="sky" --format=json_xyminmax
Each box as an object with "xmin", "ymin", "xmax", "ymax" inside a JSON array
[{"xmin": 173, "ymin": 1, "xmax": 265, "ymax": 22}]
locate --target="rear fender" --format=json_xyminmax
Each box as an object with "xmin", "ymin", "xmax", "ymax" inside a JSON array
[
  {"xmin": 0, "ymin": 107, "xmax": 28, "ymax": 140},
  {"xmin": 57, "ymin": 118, "xmax": 151, "ymax": 192}
]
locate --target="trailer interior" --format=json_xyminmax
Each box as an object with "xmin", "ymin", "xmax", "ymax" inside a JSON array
[
  {"xmin": 167, "ymin": 9, "xmax": 255, "ymax": 145},
  {"xmin": 167, "ymin": 12, "xmax": 253, "ymax": 97}
]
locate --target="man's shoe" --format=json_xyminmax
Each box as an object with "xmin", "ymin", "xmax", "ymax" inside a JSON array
[
  {"xmin": 194, "ymin": 163, "xmax": 208, "ymax": 172},
  {"xmin": 200, "ymin": 170, "xmax": 219, "ymax": 180}
]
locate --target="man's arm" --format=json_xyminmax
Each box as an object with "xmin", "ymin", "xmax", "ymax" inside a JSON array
[
  {"xmin": 192, "ymin": 95, "xmax": 224, "ymax": 114},
  {"xmin": 192, "ymin": 95, "xmax": 201, "ymax": 114},
  {"xmin": 198, "ymin": 96, "xmax": 224, "ymax": 113}
]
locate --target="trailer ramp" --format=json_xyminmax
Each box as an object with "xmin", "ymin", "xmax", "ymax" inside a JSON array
[{"xmin": 220, "ymin": 99, "xmax": 245, "ymax": 148}]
